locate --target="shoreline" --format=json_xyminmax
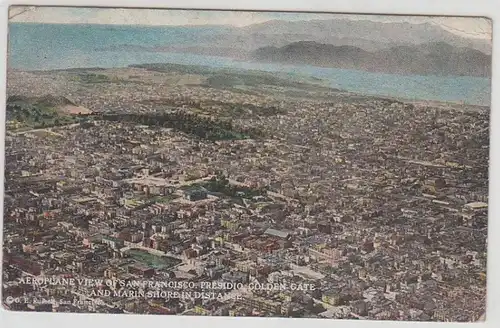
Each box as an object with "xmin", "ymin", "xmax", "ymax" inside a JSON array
[
  {"xmin": 7, "ymin": 64, "xmax": 491, "ymax": 110},
  {"xmin": 92, "ymin": 45, "xmax": 491, "ymax": 78}
]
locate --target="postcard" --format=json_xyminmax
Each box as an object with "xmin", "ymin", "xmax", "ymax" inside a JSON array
[{"xmin": 1, "ymin": 6, "xmax": 491, "ymax": 322}]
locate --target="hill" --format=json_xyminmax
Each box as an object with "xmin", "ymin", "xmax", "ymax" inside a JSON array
[
  {"xmin": 238, "ymin": 19, "xmax": 491, "ymax": 53},
  {"xmin": 252, "ymin": 41, "xmax": 491, "ymax": 77},
  {"xmin": 176, "ymin": 18, "xmax": 492, "ymax": 54},
  {"xmin": 6, "ymin": 95, "xmax": 90, "ymax": 129}
]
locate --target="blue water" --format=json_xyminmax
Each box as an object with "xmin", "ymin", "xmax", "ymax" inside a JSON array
[{"xmin": 7, "ymin": 23, "xmax": 491, "ymax": 106}]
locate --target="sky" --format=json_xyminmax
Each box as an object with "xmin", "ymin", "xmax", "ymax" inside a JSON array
[{"xmin": 9, "ymin": 6, "xmax": 492, "ymax": 40}]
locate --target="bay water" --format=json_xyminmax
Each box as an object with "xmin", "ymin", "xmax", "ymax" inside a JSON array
[{"xmin": 7, "ymin": 23, "xmax": 491, "ymax": 106}]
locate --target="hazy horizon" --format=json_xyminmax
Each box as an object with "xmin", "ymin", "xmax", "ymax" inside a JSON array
[{"xmin": 9, "ymin": 6, "xmax": 492, "ymax": 41}]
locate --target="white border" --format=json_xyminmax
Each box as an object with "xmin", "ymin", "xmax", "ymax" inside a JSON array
[
  {"xmin": 1, "ymin": 0, "xmax": 500, "ymax": 17},
  {"xmin": 0, "ymin": 1, "xmax": 499, "ymax": 328}
]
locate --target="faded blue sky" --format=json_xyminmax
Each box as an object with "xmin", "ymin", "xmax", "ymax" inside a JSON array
[{"xmin": 9, "ymin": 6, "xmax": 492, "ymax": 40}]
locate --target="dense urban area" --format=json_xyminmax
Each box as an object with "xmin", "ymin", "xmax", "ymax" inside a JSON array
[{"xmin": 2, "ymin": 64, "xmax": 489, "ymax": 321}]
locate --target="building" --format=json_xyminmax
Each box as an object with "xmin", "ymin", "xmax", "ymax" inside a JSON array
[
  {"xmin": 102, "ymin": 236, "xmax": 125, "ymax": 250},
  {"xmin": 317, "ymin": 221, "xmax": 332, "ymax": 234},
  {"xmin": 127, "ymin": 263, "xmax": 155, "ymax": 278},
  {"xmin": 184, "ymin": 187, "xmax": 208, "ymax": 202},
  {"xmin": 240, "ymin": 296, "xmax": 281, "ymax": 314},
  {"xmin": 264, "ymin": 228, "xmax": 291, "ymax": 240},
  {"xmin": 322, "ymin": 291, "xmax": 341, "ymax": 305}
]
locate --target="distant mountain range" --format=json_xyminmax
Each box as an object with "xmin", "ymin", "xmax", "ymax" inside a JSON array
[
  {"xmin": 229, "ymin": 19, "xmax": 491, "ymax": 54},
  {"xmin": 252, "ymin": 41, "xmax": 491, "ymax": 77},
  {"xmin": 98, "ymin": 18, "xmax": 492, "ymax": 77}
]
